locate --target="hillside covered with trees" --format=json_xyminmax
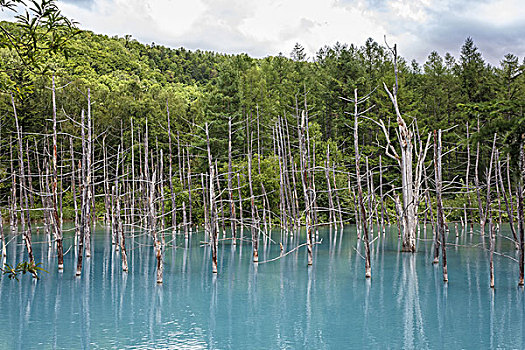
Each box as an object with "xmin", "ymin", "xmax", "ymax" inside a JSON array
[{"xmin": 2, "ymin": 19, "xmax": 523, "ymax": 216}]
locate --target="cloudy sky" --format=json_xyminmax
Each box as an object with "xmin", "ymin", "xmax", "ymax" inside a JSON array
[{"xmin": 4, "ymin": 0, "xmax": 525, "ymax": 65}]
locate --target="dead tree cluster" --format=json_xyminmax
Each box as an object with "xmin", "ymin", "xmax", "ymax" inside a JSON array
[{"xmin": 0, "ymin": 65, "xmax": 524, "ymax": 287}]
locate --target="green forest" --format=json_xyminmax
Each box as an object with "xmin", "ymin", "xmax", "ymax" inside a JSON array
[{"xmin": 2, "ymin": 19, "xmax": 524, "ymax": 216}]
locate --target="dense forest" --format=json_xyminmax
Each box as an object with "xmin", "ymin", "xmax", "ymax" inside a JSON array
[{"xmin": 1, "ymin": 6, "xmax": 524, "ymax": 280}]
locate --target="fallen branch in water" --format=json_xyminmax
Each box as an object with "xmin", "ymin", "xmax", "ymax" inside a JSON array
[
  {"xmin": 258, "ymin": 239, "xmax": 322, "ymax": 264},
  {"xmin": 353, "ymin": 246, "xmax": 365, "ymax": 260}
]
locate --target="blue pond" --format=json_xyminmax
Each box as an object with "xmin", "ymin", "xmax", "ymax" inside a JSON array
[{"xmin": 1, "ymin": 225, "xmax": 524, "ymax": 349}]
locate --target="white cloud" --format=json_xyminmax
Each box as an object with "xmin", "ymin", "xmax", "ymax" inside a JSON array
[{"xmin": 1, "ymin": 0, "xmax": 523, "ymax": 64}]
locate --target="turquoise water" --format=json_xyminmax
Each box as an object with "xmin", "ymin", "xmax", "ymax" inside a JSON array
[{"xmin": 1, "ymin": 225, "xmax": 524, "ymax": 349}]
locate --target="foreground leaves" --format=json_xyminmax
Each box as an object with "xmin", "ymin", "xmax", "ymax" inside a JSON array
[{"xmin": 1, "ymin": 261, "xmax": 48, "ymax": 281}]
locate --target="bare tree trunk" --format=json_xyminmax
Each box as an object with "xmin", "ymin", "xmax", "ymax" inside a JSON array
[
  {"xmin": 84, "ymin": 89, "xmax": 93, "ymax": 258},
  {"xmin": 9, "ymin": 135, "xmax": 17, "ymax": 232},
  {"xmin": 332, "ymin": 164, "xmax": 344, "ymax": 230},
  {"xmin": 76, "ymin": 109, "xmax": 89, "ymax": 276},
  {"xmin": 434, "ymin": 130, "xmax": 447, "ymax": 282},
  {"xmin": 494, "ymin": 154, "xmax": 503, "ymax": 226},
  {"xmin": 280, "ymin": 117, "xmax": 294, "ymax": 230},
  {"xmin": 117, "ymin": 185, "xmax": 128, "ymax": 272},
  {"xmin": 187, "ymin": 149, "xmax": 193, "ymax": 232},
  {"xmin": 311, "ymin": 142, "xmax": 319, "ymax": 234},
  {"xmin": 0, "ymin": 119, "xmax": 5, "ymax": 254},
  {"xmin": 130, "ymin": 117, "xmax": 136, "ymax": 233},
  {"xmin": 228, "ymin": 117, "xmax": 236, "ymax": 244},
  {"xmin": 44, "ymin": 160, "xmax": 52, "ymax": 247},
  {"xmin": 497, "ymin": 151, "xmax": 518, "ymax": 246},
  {"xmin": 382, "ymin": 44, "xmax": 429, "ymax": 252},
  {"xmin": 275, "ymin": 123, "xmax": 286, "ymax": 230},
  {"xmin": 348, "ymin": 175, "xmax": 361, "ymax": 239},
  {"xmin": 352, "ymin": 89, "xmax": 371, "ymax": 278},
  {"xmin": 11, "ymin": 94, "xmax": 34, "ymax": 264},
  {"xmin": 215, "ymin": 162, "xmax": 226, "ymax": 238},
  {"xmin": 182, "ymin": 201, "xmax": 188, "ymax": 239},
  {"xmin": 103, "ymin": 136, "xmax": 111, "ymax": 226},
  {"xmin": 432, "ymin": 142, "xmax": 440, "ymax": 265},
  {"xmin": 70, "ymin": 137, "xmax": 80, "ymax": 248},
  {"xmin": 379, "ymin": 155, "xmax": 386, "ymax": 232},
  {"xmin": 489, "ymin": 218, "xmax": 495, "ymax": 288},
  {"xmin": 113, "ymin": 145, "xmax": 122, "ymax": 248},
  {"xmin": 297, "ymin": 111, "xmax": 314, "ymax": 266},
  {"xmin": 474, "ymin": 142, "xmax": 484, "ymax": 232},
  {"xmin": 167, "ymin": 101, "xmax": 176, "ymax": 233},
  {"xmin": 177, "ymin": 131, "xmax": 184, "ymax": 191},
  {"xmin": 247, "ymin": 133, "xmax": 259, "ymax": 263},
  {"xmin": 159, "ymin": 147, "xmax": 166, "ymax": 239},
  {"xmin": 237, "ymin": 173, "xmax": 244, "ymax": 236},
  {"xmin": 518, "ymin": 184, "xmax": 524, "ymax": 286},
  {"xmin": 201, "ymin": 174, "xmax": 210, "ymax": 241},
  {"xmin": 482, "ymin": 134, "xmax": 498, "ymax": 234},
  {"xmin": 507, "ymin": 155, "xmax": 516, "ymax": 230},
  {"xmin": 0, "ymin": 209, "xmax": 5, "ymax": 257},
  {"xmin": 518, "ymin": 136, "xmax": 524, "ymax": 286},
  {"xmin": 25, "ymin": 141, "xmax": 34, "ymax": 210},
  {"xmin": 255, "ymin": 110, "xmax": 270, "ymax": 239},
  {"xmin": 149, "ymin": 171, "xmax": 163, "ymax": 284},
  {"xmin": 205, "ymin": 123, "xmax": 218, "ymax": 272},
  {"xmin": 325, "ymin": 147, "xmax": 335, "ymax": 227},
  {"xmin": 465, "ymin": 122, "xmax": 474, "ymax": 234},
  {"xmin": 51, "ymin": 76, "xmax": 63, "ymax": 269},
  {"xmin": 394, "ymin": 194, "xmax": 403, "ymax": 238},
  {"xmin": 209, "ymin": 167, "xmax": 218, "ymax": 274}
]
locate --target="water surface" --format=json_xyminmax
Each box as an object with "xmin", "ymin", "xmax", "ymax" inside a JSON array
[{"xmin": 1, "ymin": 225, "xmax": 524, "ymax": 349}]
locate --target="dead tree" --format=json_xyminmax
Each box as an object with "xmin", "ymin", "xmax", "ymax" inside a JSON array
[
  {"xmin": 379, "ymin": 155, "xmax": 387, "ymax": 232},
  {"xmin": 227, "ymin": 117, "xmax": 237, "ymax": 244},
  {"xmin": 215, "ymin": 162, "xmax": 226, "ymax": 238},
  {"xmin": 496, "ymin": 151, "xmax": 518, "ymax": 247},
  {"xmin": 237, "ymin": 173, "xmax": 244, "ymax": 236},
  {"xmin": 518, "ymin": 135, "xmax": 525, "ymax": 286},
  {"xmin": 275, "ymin": 122, "xmax": 287, "ymax": 230},
  {"xmin": 166, "ymin": 101, "xmax": 177, "ymax": 233},
  {"xmin": 381, "ymin": 43, "xmax": 431, "ymax": 252},
  {"xmin": 299, "ymin": 111, "xmax": 314, "ymax": 266},
  {"xmin": 324, "ymin": 147, "xmax": 335, "ymax": 228},
  {"xmin": 149, "ymin": 170, "xmax": 162, "ymax": 283},
  {"xmin": 69, "ymin": 137, "xmax": 80, "ymax": 248},
  {"xmin": 205, "ymin": 122, "xmax": 219, "ymax": 272},
  {"xmin": 201, "ymin": 173, "xmax": 210, "ymax": 241},
  {"xmin": 186, "ymin": 149, "xmax": 193, "ymax": 232},
  {"xmin": 76, "ymin": 109, "xmax": 91, "ymax": 276},
  {"xmin": 465, "ymin": 122, "xmax": 474, "ymax": 234},
  {"xmin": 331, "ymin": 163, "xmax": 344, "ymax": 230},
  {"xmin": 518, "ymin": 185, "xmax": 524, "ymax": 286},
  {"xmin": 51, "ymin": 76, "xmax": 64, "ymax": 269},
  {"xmin": 489, "ymin": 217, "xmax": 495, "ymax": 288},
  {"xmin": 482, "ymin": 134, "xmax": 498, "ymax": 234},
  {"xmin": 117, "ymin": 184, "xmax": 128, "ymax": 272},
  {"xmin": 474, "ymin": 139, "xmax": 484, "ymax": 232},
  {"xmin": 350, "ymin": 89, "xmax": 371, "ymax": 278},
  {"xmin": 11, "ymin": 94, "xmax": 34, "ymax": 264},
  {"xmin": 0, "ymin": 208, "xmax": 5, "ymax": 258},
  {"xmin": 9, "ymin": 135, "xmax": 17, "ymax": 232},
  {"xmin": 433, "ymin": 130, "xmax": 447, "ymax": 282},
  {"xmin": 210, "ymin": 166, "xmax": 219, "ymax": 273},
  {"xmin": 247, "ymin": 133, "xmax": 259, "ymax": 263},
  {"xmin": 85, "ymin": 90, "xmax": 93, "ymax": 257},
  {"xmin": 130, "ymin": 117, "xmax": 136, "ymax": 232}
]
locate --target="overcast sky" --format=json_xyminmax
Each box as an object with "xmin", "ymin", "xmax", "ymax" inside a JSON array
[{"xmin": 4, "ymin": 0, "xmax": 525, "ymax": 65}]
